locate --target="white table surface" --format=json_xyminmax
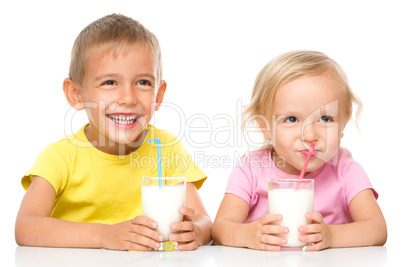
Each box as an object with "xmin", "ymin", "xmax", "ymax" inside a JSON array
[{"xmin": 14, "ymin": 245, "xmax": 388, "ymax": 267}]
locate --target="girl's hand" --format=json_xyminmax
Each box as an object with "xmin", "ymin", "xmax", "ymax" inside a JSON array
[
  {"xmin": 101, "ymin": 216, "xmax": 164, "ymax": 251},
  {"xmin": 298, "ymin": 212, "xmax": 331, "ymax": 251},
  {"xmin": 168, "ymin": 207, "xmax": 199, "ymax": 251},
  {"xmin": 244, "ymin": 214, "xmax": 289, "ymax": 251}
]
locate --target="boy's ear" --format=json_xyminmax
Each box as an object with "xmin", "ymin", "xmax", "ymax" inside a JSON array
[
  {"xmin": 63, "ymin": 78, "xmax": 84, "ymax": 110},
  {"xmin": 256, "ymin": 118, "xmax": 271, "ymax": 141},
  {"xmin": 154, "ymin": 80, "xmax": 167, "ymax": 111}
]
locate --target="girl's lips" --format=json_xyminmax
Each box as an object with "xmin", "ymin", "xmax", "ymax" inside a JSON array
[
  {"xmin": 107, "ymin": 114, "xmax": 141, "ymax": 129},
  {"xmin": 300, "ymin": 149, "xmax": 318, "ymax": 157}
]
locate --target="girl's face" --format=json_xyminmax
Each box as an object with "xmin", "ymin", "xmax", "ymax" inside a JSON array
[{"xmin": 266, "ymin": 74, "xmax": 349, "ymax": 175}]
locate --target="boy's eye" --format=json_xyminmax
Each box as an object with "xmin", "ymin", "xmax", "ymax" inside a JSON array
[
  {"xmin": 103, "ymin": 80, "xmax": 117, "ymax": 86},
  {"xmin": 319, "ymin": 115, "xmax": 332, "ymax": 123},
  {"xmin": 284, "ymin": 116, "xmax": 298, "ymax": 123}
]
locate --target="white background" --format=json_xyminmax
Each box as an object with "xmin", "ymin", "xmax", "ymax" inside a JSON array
[{"xmin": 1, "ymin": 0, "xmax": 401, "ymax": 264}]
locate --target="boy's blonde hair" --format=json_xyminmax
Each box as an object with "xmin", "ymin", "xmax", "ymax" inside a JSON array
[
  {"xmin": 243, "ymin": 50, "xmax": 362, "ymax": 137},
  {"xmin": 69, "ymin": 13, "xmax": 162, "ymax": 89}
]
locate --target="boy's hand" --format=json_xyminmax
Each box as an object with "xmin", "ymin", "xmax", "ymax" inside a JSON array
[
  {"xmin": 244, "ymin": 214, "xmax": 289, "ymax": 251},
  {"xmin": 168, "ymin": 207, "xmax": 199, "ymax": 251},
  {"xmin": 101, "ymin": 216, "xmax": 163, "ymax": 251},
  {"xmin": 298, "ymin": 212, "xmax": 331, "ymax": 251}
]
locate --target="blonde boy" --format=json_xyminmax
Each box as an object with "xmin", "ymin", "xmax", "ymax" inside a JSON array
[{"xmin": 15, "ymin": 14, "xmax": 212, "ymax": 251}]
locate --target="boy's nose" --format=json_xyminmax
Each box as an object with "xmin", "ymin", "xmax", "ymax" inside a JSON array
[{"xmin": 117, "ymin": 87, "xmax": 138, "ymax": 105}]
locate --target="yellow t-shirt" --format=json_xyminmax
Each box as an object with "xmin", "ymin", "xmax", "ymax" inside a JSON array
[{"xmin": 22, "ymin": 124, "xmax": 207, "ymax": 225}]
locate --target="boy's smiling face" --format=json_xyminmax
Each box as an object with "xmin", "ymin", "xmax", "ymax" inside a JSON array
[{"xmin": 72, "ymin": 43, "xmax": 166, "ymax": 155}]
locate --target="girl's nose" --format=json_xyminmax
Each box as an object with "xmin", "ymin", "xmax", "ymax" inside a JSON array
[{"xmin": 302, "ymin": 123, "xmax": 319, "ymax": 143}]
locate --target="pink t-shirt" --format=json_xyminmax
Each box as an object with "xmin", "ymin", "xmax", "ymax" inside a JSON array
[{"xmin": 226, "ymin": 147, "xmax": 378, "ymax": 224}]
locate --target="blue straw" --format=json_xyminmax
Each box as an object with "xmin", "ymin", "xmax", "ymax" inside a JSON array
[{"xmin": 147, "ymin": 138, "xmax": 162, "ymax": 187}]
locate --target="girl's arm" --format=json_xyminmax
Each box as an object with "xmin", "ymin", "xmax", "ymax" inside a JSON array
[
  {"xmin": 15, "ymin": 176, "xmax": 163, "ymax": 250},
  {"xmin": 212, "ymin": 194, "xmax": 287, "ymax": 251},
  {"xmin": 300, "ymin": 189, "xmax": 387, "ymax": 250},
  {"xmin": 168, "ymin": 182, "xmax": 212, "ymax": 250}
]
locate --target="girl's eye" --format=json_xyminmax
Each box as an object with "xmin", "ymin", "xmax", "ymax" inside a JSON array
[
  {"xmin": 285, "ymin": 116, "xmax": 298, "ymax": 123},
  {"xmin": 319, "ymin": 115, "xmax": 332, "ymax": 123},
  {"xmin": 103, "ymin": 80, "xmax": 117, "ymax": 86},
  {"xmin": 137, "ymin": 80, "xmax": 151, "ymax": 86}
]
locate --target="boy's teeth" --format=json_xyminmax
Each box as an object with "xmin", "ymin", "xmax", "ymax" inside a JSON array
[{"xmin": 109, "ymin": 115, "xmax": 138, "ymax": 124}]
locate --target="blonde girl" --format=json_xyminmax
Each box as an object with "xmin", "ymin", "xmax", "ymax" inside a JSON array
[{"xmin": 212, "ymin": 50, "xmax": 387, "ymax": 251}]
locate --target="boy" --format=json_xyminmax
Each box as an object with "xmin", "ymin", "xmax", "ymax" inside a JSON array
[{"xmin": 15, "ymin": 14, "xmax": 212, "ymax": 251}]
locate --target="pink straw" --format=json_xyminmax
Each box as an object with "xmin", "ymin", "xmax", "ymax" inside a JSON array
[{"xmin": 295, "ymin": 141, "xmax": 315, "ymax": 191}]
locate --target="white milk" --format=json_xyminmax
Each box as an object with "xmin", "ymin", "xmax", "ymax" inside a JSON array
[
  {"xmin": 141, "ymin": 185, "xmax": 185, "ymax": 240},
  {"xmin": 268, "ymin": 189, "xmax": 314, "ymax": 247}
]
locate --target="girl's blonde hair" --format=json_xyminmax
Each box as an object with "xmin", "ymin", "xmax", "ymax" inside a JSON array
[
  {"xmin": 69, "ymin": 13, "xmax": 162, "ymax": 89},
  {"xmin": 243, "ymin": 50, "xmax": 362, "ymax": 147}
]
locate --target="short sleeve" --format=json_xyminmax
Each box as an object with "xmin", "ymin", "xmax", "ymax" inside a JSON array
[
  {"xmin": 166, "ymin": 140, "xmax": 207, "ymax": 190},
  {"xmin": 225, "ymin": 158, "xmax": 253, "ymax": 205},
  {"xmin": 21, "ymin": 143, "xmax": 70, "ymax": 195},
  {"xmin": 340, "ymin": 148, "xmax": 378, "ymax": 205}
]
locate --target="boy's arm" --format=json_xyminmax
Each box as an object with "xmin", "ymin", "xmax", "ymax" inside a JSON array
[
  {"xmin": 186, "ymin": 182, "xmax": 212, "ymax": 246},
  {"xmin": 300, "ymin": 189, "xmax": 387, "ymax": 250},
  {"xmin": 15, "ymin": 176, "xmax": 162, "ymax": 250},
  {"xmin": 169, "ymin": 182, "xmax": 212, "ymax": 250}
]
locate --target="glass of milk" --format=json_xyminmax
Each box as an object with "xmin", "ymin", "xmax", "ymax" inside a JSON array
[
  {"xmin": 141, "ymin": 177, "xmax": 186, "ymax": 251},
  {"xmin": 268, "ymin": 178, "xmax": 314, "ymax": 250}
]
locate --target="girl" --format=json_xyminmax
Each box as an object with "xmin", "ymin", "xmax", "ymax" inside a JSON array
[{"xmin": 212, "ymin": 50, "xmax": 387, "ymax": 251}]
